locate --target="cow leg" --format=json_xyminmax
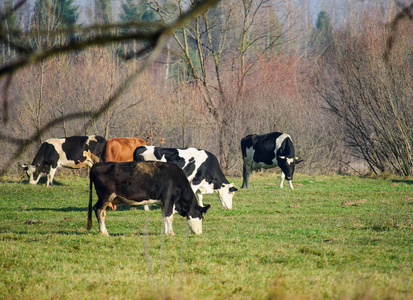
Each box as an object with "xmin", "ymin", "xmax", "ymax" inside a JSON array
[
  {"xmin": 241, "ymin": 164, "xmax": 250, "ymax": 189},
  {"xmin": 143, "ymin": 205, "xmax": 150, "ymax": 211},
  {"xmin": 162, "ymin": 213, "xmax": 175, "ymax": 236},
  {"xmin": 95, "ymin": 208, "xmax": 109, "ymax": 236},
  {"xmin": 279, "ymin": 172, "xmax": 285, "ymax": 188},
  {"xmin": 94, "ymin": 193, "xmax": 116, "ymax": 236},
  {"xmin": 196, "ymin": 192, "xmax": 204, "ymax": 207},
  {"xmin": 280, "ymin": 172, "xmax": 294, "ymax": 190},
  {"xmin": 47, "ymin": 166, "xmax": 57, "ymax": 186},
  {"xmin": 161, "ymin": 202, "xmax": 176, "ymax": 235}
]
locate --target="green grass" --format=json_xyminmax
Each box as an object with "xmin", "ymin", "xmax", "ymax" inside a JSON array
[{"xmin": 1, "ymin": 172, "xmax": 412, "ymax": 299}]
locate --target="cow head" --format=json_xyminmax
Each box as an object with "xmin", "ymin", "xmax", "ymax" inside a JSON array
[
  {"xmin": 21, "ymin": 164, "xmax": 42, "ymax": 185},
  {"xmin": 217, "ymin": 183, "xmax": 238, "ymax": 209},
  {"xmin": 277, "ymin": 156, "xmax": 303, "ymax": 181},
  {"xmin": 187, "ymin": 204, "xmax": 210, "ymax": 234}
]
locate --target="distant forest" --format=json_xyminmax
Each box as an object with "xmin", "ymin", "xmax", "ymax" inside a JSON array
[{"xmin": 0, "ymin": 0, "xmax": 412, "ymax": 176}]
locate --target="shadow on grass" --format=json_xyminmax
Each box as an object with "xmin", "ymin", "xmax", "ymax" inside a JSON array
[
  {"xmin": 391, "ymin": 179, "xmax": 413, "ymax": 185},
  {"xmin": 30, "ymin": 205, "xmax": 161, "ymax": 212},
  {"xmin": 3, "ymin": 177, "xmax": 66, "ymax": 186},
  {"xmin": 6, "ymin": 230, "xmax": 160, "ymax": 236}
]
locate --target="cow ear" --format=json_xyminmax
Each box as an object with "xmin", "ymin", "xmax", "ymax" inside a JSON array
[
  {"xmin": 20, "ymin": 163, "xmax": 29, "ymax": 170},
  {"xmin": 200, "ymin": 204, "xmax": 211, "ymax": 214},
  {"xmin": 295, "ymin": 157, "xmax": 303, "ymax": 164}
]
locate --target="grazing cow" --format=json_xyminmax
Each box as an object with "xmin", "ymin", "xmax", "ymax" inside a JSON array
[
  {"xmin": 241, "ymin": 132, "xmax": 303, "ymax": 189},
  {"xmin": 87, "ymin": 161, "xmax": 210, "ymax": 236},
  {"xmin": 133, "ymin": 146, "xmax": 238, "ymax": 209},
  {"xmin": 102, "ymin": 137, "xmax": 149, "ymax": 210},
  {"xmin": 22, "ymin": 135, "xmax": 106, "ymax": 186},
  {"xmin": 102, "ymin": 137, "xmax": 147, "ymax": 162}
]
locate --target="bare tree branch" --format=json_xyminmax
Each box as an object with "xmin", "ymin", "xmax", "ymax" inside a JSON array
[{"xmin": 0, "ymin": 0, "xmax": 220, "ymax": 175}]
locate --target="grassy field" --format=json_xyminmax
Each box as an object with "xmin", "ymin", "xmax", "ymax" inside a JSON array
[{"xmin": 0, "ymin": 172, "xmax": 412, "ymax": 299}]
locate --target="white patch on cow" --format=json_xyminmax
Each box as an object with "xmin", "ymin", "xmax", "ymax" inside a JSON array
[
  {"xmin": 26, "ymin": 165, "xmax": 40, "ymax": 185},
  {"xmin": 195, "ymin": 192, "xmax": 204, "ymax": 207},
  {"xmin": 88, "ymin": 135, "xmax": 98, "ymax": 143},
  {"xmin": 163, "ymin": 215, "xmax": 175, "ymax": 235},
  {"xmin": 273, "ymin": 134, "xmax": 291, "ymax": 165},
  {"xmin": 44, "ymin": 139, "xmax": 92, "ymax": 169},
  {"xmin": 177, "ymin": 148, "xmax": 208, "ymax": 181},
  {"xmin": 191, "ymin": 179, "xmax": 213, "ymax": 207},
  {"xmin": 97, "ymin": 193, "xmax": 115, "ymax": 236},
  {"xmin": 279, "ymin": 171, "xmax": 294, "ymax": 190},
  {"xmin": 187, "ymin": 216, "xmax": 203, "ymax": 234},
  {"xmin": 217, "ymin": 183, "xmax": 235, "ymax": 209},
  {"xmin": 162, "ymin": 204, "xmax": 177, "ymax": 235},
  {"xmin": 279, "ymin": 172, "xmax": 285, "ymax": 188},
  {"xmin": 275, "ymin": 133, "xmax": 290, "ymax": 148},
  {"xmin": 47, "ymin": 167, "xmax": 58, "ymax": 186},
  {"xmin": 193, "ymin": 179, "xmax": 214, "ymax": 194},
  {"xmin": 244, "ymin": 146, "xmax": 256, "ymax": 168},
  {"xmin": 99, "ymin": 222, "xmax": 109, "ymax": 236},
  {"xmin": 117, "ymin": 197, "xmax": 162, "ymax": 207},
  {"xmin": 139, "ymin": 146, "xmax": 167, "ymax": 162},
  {"xmin": 278, "ymin": 156, "xmax": 294, "ymax": 165}
]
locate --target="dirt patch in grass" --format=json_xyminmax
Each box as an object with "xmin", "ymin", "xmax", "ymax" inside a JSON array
[{"xmin": 342, "ymin": 199, "xmax": 367, "ymax": 206}]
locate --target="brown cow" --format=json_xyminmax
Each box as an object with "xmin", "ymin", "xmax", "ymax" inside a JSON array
[{"xmin": 103, "ymin": 137, "xmax": 147, "ymax": 162}]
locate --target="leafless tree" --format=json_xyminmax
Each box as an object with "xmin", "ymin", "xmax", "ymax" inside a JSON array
[
  {"xmin": 0, "ymin": 0, "xmax": 220, "ymax": 175},
  {"xmin": 319, "ymin": 2, "xmax": 413, "ymax": 175}
]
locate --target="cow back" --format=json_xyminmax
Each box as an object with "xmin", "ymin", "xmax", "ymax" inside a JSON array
[{"xmin": 103, "ymin": 137, "xmax": 147, "ymax": 162}]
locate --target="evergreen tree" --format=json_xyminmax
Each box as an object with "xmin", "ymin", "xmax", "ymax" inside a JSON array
[
  {"xmin": 120, "ymin": 0, "xmax": 140, "ymax": 22},
  {"xmin": 141, "ymin": 7, "xmax": 157, "ymax": 22},
  {"xmin": 311, "ymin": 10, "xmax": 334, "ymax": 57},
  {"xmin": 1, "ymin": 0, "xmax": 19, "ymax": 61},
  {"xmin": 118, "ymin": 0, "xmax": 159, "ymax": 57},
  {"xmin": 52, "ymin": 0, "xmax": 79, "ymax": 28},
  {"xmin": 95, "ymin": 0, "xmax": 112, "ymax": 24},
  {"xmin": 31, "ymin": 0, "xmax": 58, "ymax": 48},
  {"xmin": 120, "ymin": 0, "xmax": 158, "ymax": 23},
  {"xmin": 32, "ymin": 0, "xmax": 55, "ymax": 30}
]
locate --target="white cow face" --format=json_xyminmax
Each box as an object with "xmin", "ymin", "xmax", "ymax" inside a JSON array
[
  {"xmin": 187, "ymin": 216, "xmax": 203, "ymax": 234},
  {"xmin": 22, "ymin": 164, "xmax": 41, "ymax": 185},
  {"xmin": 217, "ymin": 183, "xmax": 238, "ymax": 209}
]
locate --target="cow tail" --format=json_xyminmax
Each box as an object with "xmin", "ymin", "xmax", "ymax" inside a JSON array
[{"xmin": 87, "ymin": 175, "xmax": 93, "ymax": 231}]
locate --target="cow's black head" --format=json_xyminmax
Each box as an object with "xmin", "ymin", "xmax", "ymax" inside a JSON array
[{"xmin": 277, "ymin": 156, "xmax": 303, "ymax": 180}]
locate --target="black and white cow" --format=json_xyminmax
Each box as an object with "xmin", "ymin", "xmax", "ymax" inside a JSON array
[
  {"xmin": 241, "ymin": 132, "xmax": 303, "ymax": 189},
  {"xmin": 87, "ymin": 161, "xmax": 210, "ymax": 236},
  {"xmin": 133, "ymin": 146, "xmax": 238, "ymax": 209},
  {"xmin": 22, "ymin": 135, "xmax": 106, "ymax": 186}
]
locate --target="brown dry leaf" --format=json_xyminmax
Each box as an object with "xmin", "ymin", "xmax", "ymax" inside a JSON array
[{"xmin": 342, "ymin": 199, "xmax": 367, "ymax": 206}]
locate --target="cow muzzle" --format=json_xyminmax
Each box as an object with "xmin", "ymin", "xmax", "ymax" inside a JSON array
[{"xmin": 187, "ymin": 217, "xmax": 203, "ymax": 234}]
